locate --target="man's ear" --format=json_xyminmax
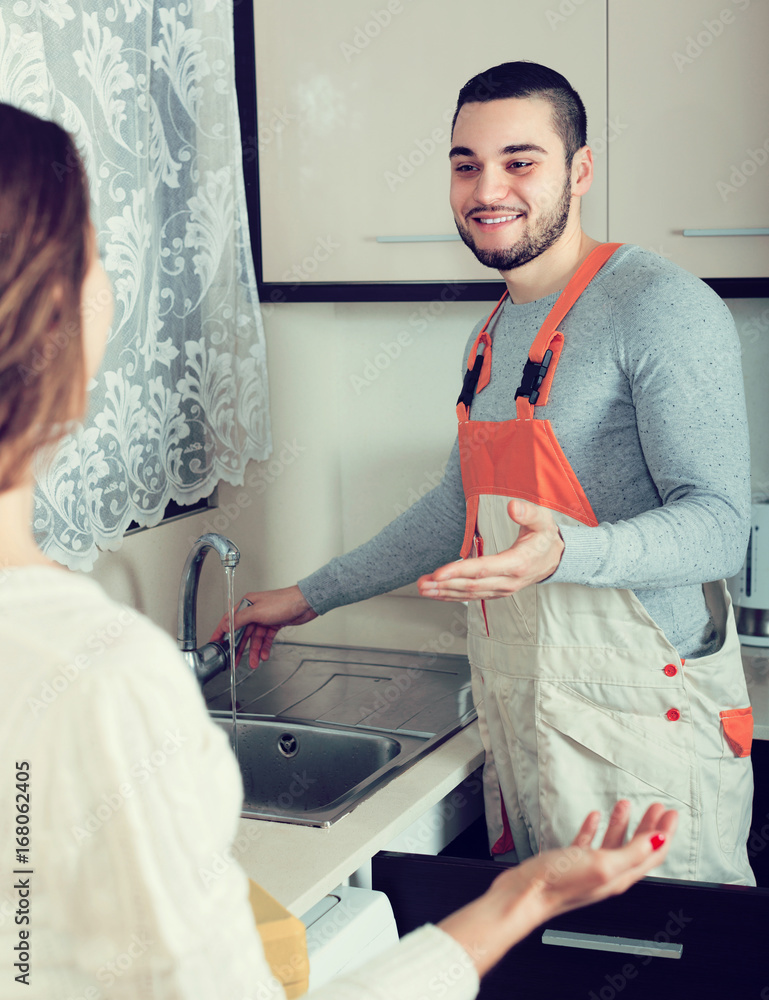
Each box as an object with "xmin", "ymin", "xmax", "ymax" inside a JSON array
[{"xmin": 571, "ymin": 145, "xmax": 594, "ymax": 197}]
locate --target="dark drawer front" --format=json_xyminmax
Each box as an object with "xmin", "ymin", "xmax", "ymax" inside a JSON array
[
  {"xmin": 372, "ymin": 852, "xmax": 769, "ymax": 999},
  {"xmin": 750, "ymin": 739, "xmax": 769, "ymax": 888}
]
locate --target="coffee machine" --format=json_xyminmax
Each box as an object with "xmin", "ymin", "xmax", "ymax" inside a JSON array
[{"xmin": 730, "ymin": 502, "xmax": 769, "ymax": 647}]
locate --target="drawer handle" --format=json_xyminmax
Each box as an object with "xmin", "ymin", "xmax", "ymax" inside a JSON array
[
  {"xmin": 682, "ymin": 228, "xmax": 769, "ymax": 237},
  {"xmin": 542, "ymin": 929, "xmax": 683, "ymax": 959},
  {"xmin": 375, "ymin": 234, "xmax": 462, "ymax": 242}
]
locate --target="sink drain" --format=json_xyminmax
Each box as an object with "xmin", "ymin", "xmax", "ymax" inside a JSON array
[{"xmin": 277, "ymin": 732, "xmax": 299, "ymax": 758}]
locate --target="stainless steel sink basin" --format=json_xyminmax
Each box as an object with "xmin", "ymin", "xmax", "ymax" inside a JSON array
[
  {"xmin": 214, "ymin": 716, "xmax": 428, "ymax": 826},
  {"xmin": 206, "ymin": 640, "xmax": 476, "ymax": 827}
]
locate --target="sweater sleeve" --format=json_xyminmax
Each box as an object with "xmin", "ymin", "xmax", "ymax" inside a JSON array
[
  {"xmin": 298, "ymin": 438, "xmax": 467, "ymax": 615},
  {"xmin": 550, "ymin": 272, "xmax": 750, "ymax": 590}
]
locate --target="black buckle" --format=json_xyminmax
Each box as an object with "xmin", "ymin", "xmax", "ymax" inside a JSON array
[
  {"xmin": 456, "ymin": 352, "xmax": 485, "ymax": 410},
  {"xmin": 514, "ymin": 349, "xmax": 553, "ymax": 405}
]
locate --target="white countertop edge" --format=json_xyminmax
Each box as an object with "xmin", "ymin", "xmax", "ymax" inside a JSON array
[{"xmin": 234, "ymin": 721, "xmax": 485, "ymax": 916}]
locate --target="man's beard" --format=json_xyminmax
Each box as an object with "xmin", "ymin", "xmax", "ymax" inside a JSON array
[{"xmin": 454, "ymin": 175, "xmax": 572, "ymax": 271}]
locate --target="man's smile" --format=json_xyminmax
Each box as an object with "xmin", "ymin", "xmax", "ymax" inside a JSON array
[
  {"xmin": 473, "ymin": 214, "xmax": 524, "ymax": 226},
  {"xmin": 467, "ymin": 208, "xmax": 527, "ymax": 232}
]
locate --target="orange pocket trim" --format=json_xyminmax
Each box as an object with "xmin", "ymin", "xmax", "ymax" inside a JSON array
[{"xmin": 719, "ymin": 707, "xmax": 754, "ymax": 758}]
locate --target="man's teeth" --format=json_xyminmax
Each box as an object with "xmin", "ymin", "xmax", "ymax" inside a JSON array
[{"xmin": 477, "ymin": 215, "xmax": 521, "ymax": 225}]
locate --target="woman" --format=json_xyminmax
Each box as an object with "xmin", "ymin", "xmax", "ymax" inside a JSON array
[{"xmin": 0, "ymin": 103, "xmax": 677, "ymax": 1000}]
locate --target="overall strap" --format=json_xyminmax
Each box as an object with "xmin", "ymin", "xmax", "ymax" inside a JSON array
[
  {"xmin": 515, "ymin": 243, "xmax": 622, "ymax": 419},
  {"xmin": 456, "ymin": 290, "xmax": 507, "ymax": 421}
]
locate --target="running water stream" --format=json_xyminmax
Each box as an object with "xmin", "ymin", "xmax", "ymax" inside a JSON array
[{"xmin": 224, "ymin": 565, "xmax": 239, "ymax": 764}]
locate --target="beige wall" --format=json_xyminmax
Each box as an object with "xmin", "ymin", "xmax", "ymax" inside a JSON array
[
  {"xmin": 89, "ymin": 295, "xmax": 769, "ymax": 657},
  {"xmin": 89, "ymin": 297, "xmax": 493, "ymax": 657}
]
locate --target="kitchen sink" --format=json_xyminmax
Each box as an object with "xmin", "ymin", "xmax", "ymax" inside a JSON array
[
  {"xmin": 206, "ymin": 641, "xmax": 476, "ymax": 827},
  {"xmin": 214, "ymin": 716, "xmax": 428, "ymax": 826}
]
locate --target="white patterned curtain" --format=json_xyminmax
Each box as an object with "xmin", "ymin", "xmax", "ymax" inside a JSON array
[{"xmin": 0, "ymin": 0, "xmax": 271, "ymax": 570}]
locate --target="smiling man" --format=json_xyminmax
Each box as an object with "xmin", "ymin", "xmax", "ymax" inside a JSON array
[
  {"xmin": 222, "ymin": 62, "xmax": 755, "ymax": 886},
  {"xmin": 450, "ymin": 105, "xmax": 576, "ymax": 274}
]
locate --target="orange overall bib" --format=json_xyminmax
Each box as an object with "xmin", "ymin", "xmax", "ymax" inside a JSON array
[{"xmin": 456, "ymin": 243, "xmax": 755, "ymax": 883}]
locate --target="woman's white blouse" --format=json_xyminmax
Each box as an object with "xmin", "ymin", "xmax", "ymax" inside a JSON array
[{"xmin": 0, "ymin": 567, "xmax": 479, "ymax": 1000}]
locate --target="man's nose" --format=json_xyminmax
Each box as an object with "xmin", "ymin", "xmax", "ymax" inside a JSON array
[{"xmin": 472, "ymin": 165, "xmax": 513, "ymax": 206}]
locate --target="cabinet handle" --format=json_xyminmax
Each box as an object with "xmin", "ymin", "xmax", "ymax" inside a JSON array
[
  {"xmin": 682, "ymin": 228, "xmax": 769, "ymax": 237},
  {"xmin": 542, "ymin": 929, "xmax": 683, "ymax": 959},
  {"xmin": 375, "ymin": 234, "xmax": 462, "ymax": 243}
]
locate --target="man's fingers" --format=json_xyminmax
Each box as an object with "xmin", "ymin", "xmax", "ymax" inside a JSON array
[
  {"xmin": 421, "ymin": 559, "xmax": 526, "ymax": 590},
  {"xmin": 507, "ymin": 498, "xmax": 555, "ymax": 529},
  {"xmin": 425, "ymin": 573, "xmax": 515, "ymax": 591},
  {"xmin": 249, "ymin": 625, "xmax": 279, "ymax": 668},
  {"xmin": 430, "ymin": 551, "xmax": 527, "ymax": 582},
  {"xmin": 427, "ymin": 560, "xmax": 473, "ymax": 582},
  {"xmin": 426, "ymin": 543, "xmax": 546, "ymax": 587},
  {"xmin": 235, "ymin": 624, "xmax": 254, "ymax": 667},
  {"xmin": 210, "ymin": 594, "xmax": 262, "ymax": 642},
  {"xmin": 420, "ymin": 579, "xmax": 520, "ymax": 600}
]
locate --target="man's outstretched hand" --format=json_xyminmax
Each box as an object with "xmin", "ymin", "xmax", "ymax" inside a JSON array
[{"xmin": 418, "ymin": 499, "xmax": 564, "ymax": 600}]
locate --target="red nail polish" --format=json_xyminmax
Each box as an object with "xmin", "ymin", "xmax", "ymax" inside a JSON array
[{"xmin": 650, "ymin": 834, "xmax": 665, "ymax": 851}]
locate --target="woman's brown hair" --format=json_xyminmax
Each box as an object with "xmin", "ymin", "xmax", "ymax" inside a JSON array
[{"xmin": 0, "ymin": 103, "xmax": 90, "ymax": 492}]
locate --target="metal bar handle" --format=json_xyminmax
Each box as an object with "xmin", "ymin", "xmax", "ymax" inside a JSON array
[
  {"xmin": 542, "ymin": 929, "xmax": 683, "ymax": 959},
  {"xmin": 682, "ymin": 228, "xmax": 769, "ymax": 237}
]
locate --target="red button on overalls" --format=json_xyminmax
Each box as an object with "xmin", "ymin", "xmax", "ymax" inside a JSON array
[
  {"xmin": 664, "ymin": 664, "xmax": 678, "ymax": 677},
  {"xmin": 666, "ymin": 708, "xmax": 681, "ymax": 722}
]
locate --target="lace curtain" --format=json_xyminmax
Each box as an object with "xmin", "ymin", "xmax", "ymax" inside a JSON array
[{"xmin": 0, "ymin": 0, "xmax": 271, "ymax": 570}]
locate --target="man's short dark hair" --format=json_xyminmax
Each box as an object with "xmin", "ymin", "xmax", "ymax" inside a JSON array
[{"xmin": 452, "ymin": 62, "xmax": 587, "ymax": 166}]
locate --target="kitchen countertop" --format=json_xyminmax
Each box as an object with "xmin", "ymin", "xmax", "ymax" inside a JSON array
[{"xmin": 233, "ymin": 720, "xmax": 484, "ymax": 917}]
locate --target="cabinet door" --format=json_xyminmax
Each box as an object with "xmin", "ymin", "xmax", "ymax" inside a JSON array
[
  {"xmin": 254, "ymin": 0, "xmax": 607, "ymax": 284},
  {"xmin": 608, "ymin": 0, "xmax": 769, "ymax": 278},
  {"xmin": 373, "ymin": 852, "xmax": 769, "ymax": 998}
]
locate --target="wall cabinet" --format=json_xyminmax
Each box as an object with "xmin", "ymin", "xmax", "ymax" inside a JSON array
[
  {"xmin": 608, "ymin": 0, "xmax": 769, "ymax": 279},
  {"xmin": 243, "ymin": 0, "xmax": 768, "ymax": 293},
  {"xmin": 250, "ymin": 0, "xmax": 607, "ymax": 285}
]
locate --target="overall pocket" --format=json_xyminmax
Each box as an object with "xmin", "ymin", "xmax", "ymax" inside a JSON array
[{"xmin": 534, "ymin": 680, "xmax": 698, "ymax": 875}]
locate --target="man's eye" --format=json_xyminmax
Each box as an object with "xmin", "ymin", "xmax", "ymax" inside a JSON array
[
  {"xmin": 454, "ymin": 163, "xmax": 477, "ymax": 172},
  {"xmin": 510, "ymin": 161, "xmax": 533, "ymax": 169}
]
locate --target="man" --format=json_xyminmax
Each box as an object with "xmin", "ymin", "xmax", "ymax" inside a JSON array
[{"xmin": 218, "ymin": 62, "xmax": 754, "ymax": 884}]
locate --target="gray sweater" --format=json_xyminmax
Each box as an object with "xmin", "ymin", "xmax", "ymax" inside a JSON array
[{"xmin": 298, "ymin": 245, "xmax": 750, "ymax": 659}]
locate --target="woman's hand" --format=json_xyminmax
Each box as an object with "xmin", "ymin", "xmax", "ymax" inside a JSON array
[
  {"xmin": 417, "ymin": 499, "xmax": 564, "ymax": 601},
  {"xmin": 210, "ymin": 585, "xmax": 318, "ymax": 667},
  {"xmin": 438, "ymin": 801, "xmax": 678, "ymax": 979}
]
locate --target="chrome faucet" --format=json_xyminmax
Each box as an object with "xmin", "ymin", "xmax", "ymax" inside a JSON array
[{"xmin": 176, "ymin": 532, "xmax": 248, "ymax": 686}]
